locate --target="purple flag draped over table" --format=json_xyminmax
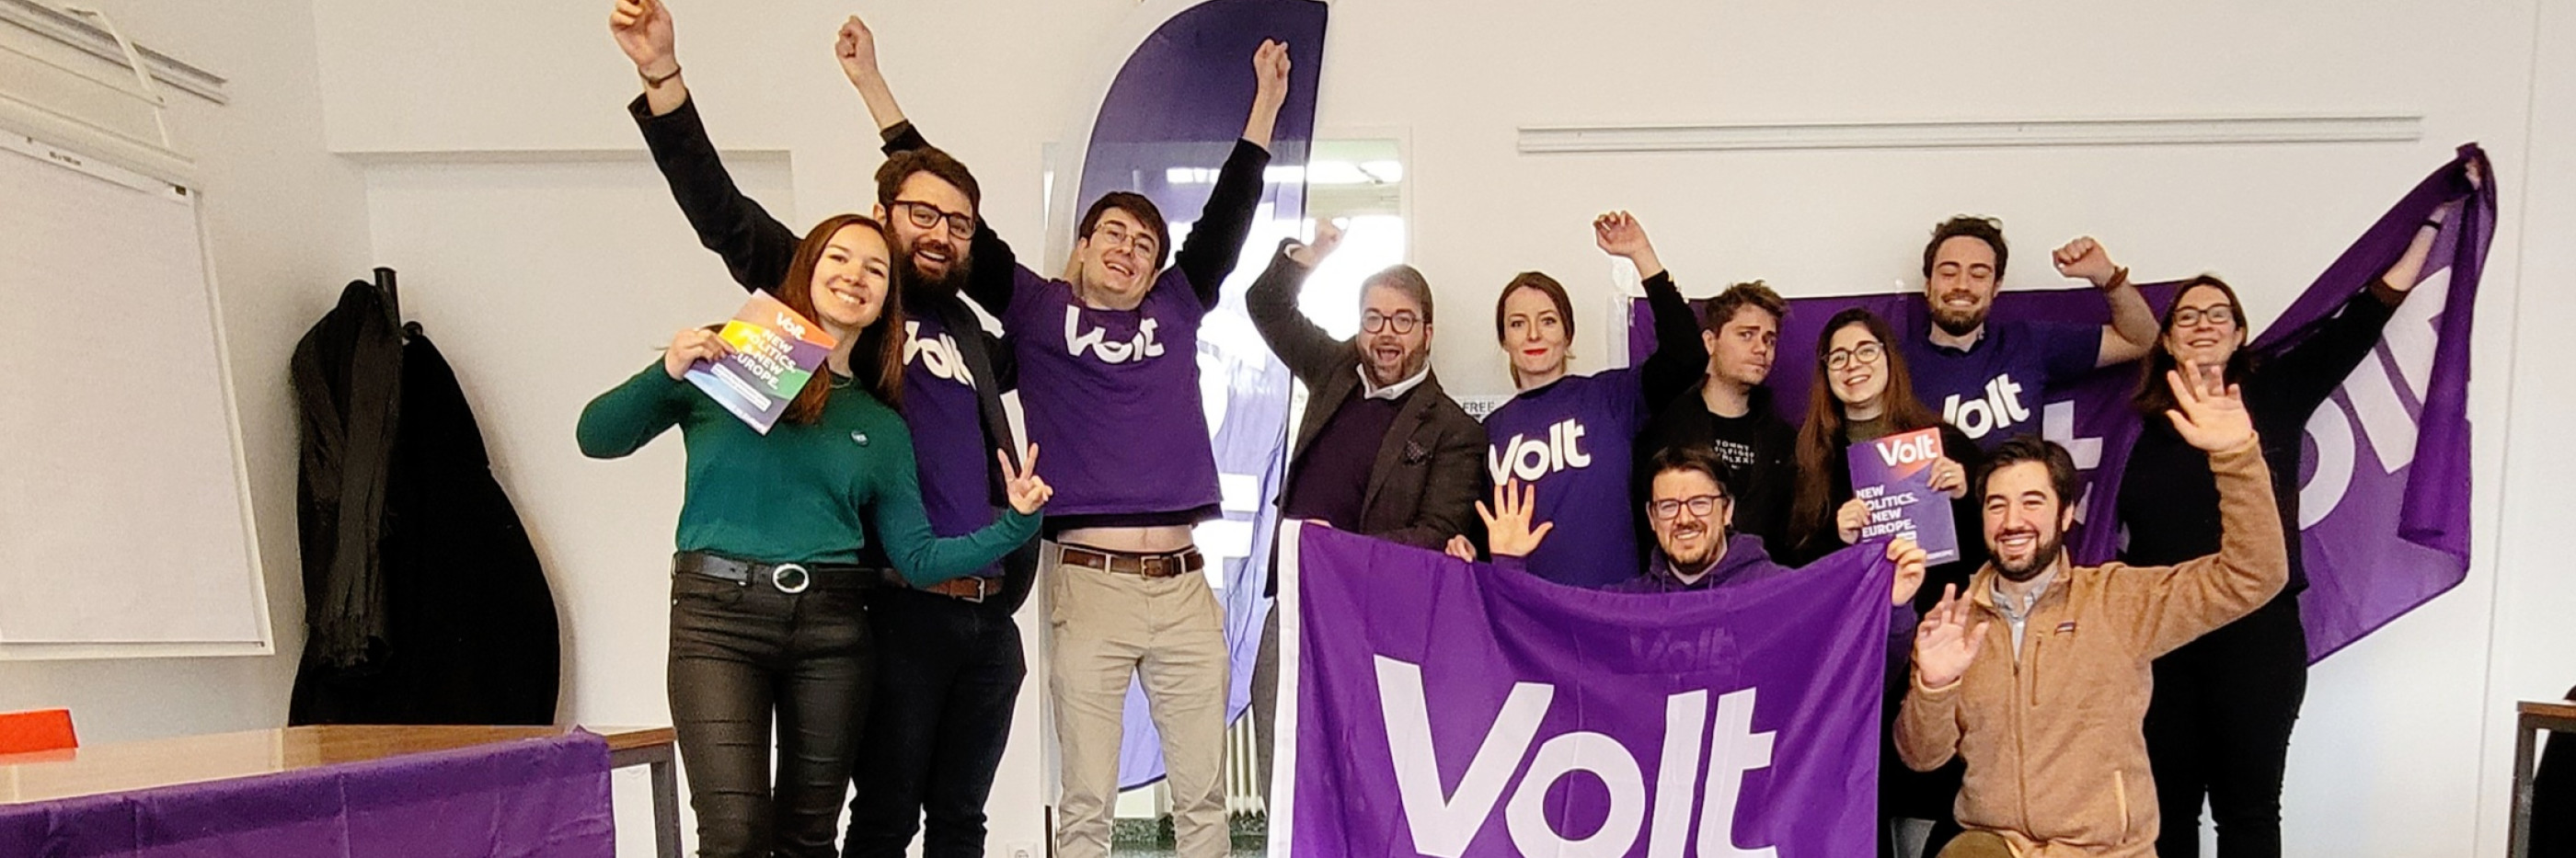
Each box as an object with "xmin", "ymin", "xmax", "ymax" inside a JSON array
[
  {"xmin": 1071, "ymin": 0, "xmax": 1328, "ymax": 788},
  {"xmin": 0, "ymin": 731, "xmax": 613, "ymax": 857},
  {"xmin": 1629, "ymin": 147, "xmax": 2495, "ymax": 661},
  {"xmin": 1273, "ymin": 522, "xmax": 1893, "ymax": 857}
]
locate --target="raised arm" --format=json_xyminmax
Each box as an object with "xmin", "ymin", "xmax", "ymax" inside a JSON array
[
  {"xmin": 1597, "ymin": 212, "xmax": 1706, "ymax": 404},
  {"xmin": 868, "ymin": 438, "xmax": 1048, "ymax": 587},
  {"xmin": 2053, "ymin": 236, "xmax": 2156, "ymax": 368},
  {"xmin": 1247, "ymin": 228, "xmax": 1351, "ymax": 383},
  {"xmin": 837, "ymin": 15, "xmax": 1028, "ymax": 320},
  {"xmin": 1172, "ymin": 40, "xmax": 1290, "ymax": 307},
  {"xmin": 613, "ymin": 0, "xmax": 800, "ymax": 293},
  {"xmin": 1896, "ymin": 583, "xmax": 1983, "ymax": 772},
  {"xmin": 2110, "ymin": 366, "xmax": 2289, "ymax": 656},
  {"xmin": 576, "ymin": 331, "xmax": 720, "ymax": 458}
]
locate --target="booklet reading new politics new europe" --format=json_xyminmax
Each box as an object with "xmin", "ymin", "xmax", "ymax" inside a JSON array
[
  {"xmin": 684, "ymin": 292, "xmax": 838, "ymax": 434},
  {"xmin": 1846, "ymin": 426, "xmax": 1961, "ymax": 564}
]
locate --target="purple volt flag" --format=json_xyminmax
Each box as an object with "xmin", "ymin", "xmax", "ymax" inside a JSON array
[
  {"xmin": 1630, "ymin": 147, "xmax": 2495, "ymax": 661},
  {"xmin": 1273, "ymin": 522, "xmax": 1893, "ymax": 857},
  {"xmin": 1071, "ymin": 0, "xmax": 1328, "ymax": 788}
]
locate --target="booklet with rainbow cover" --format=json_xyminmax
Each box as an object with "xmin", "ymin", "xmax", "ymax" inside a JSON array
[
  {"xmin": 1846, "ymin": 427, "xmax": 1961, "ymax": 564},
  {"xmin": 684, "ymin": 292, "xmax": 839, "ymax": 434}
]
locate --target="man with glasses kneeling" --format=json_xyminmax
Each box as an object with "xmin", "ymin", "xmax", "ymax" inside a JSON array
[{"xmin": 1484, "ymin": 446, "xmax": 1926, "ymax": 612}]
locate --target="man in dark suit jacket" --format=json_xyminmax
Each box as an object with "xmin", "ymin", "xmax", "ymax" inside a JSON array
[{"xmin": 1243, "ymin": 223, "xmax": 1486, "ymax": 795}]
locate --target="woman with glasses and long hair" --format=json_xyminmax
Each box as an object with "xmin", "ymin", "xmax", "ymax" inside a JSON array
[
  {"xmin": 1464, "ymin": 212, "xmax": 1708, "ymax": 586},
  {"xmin": 577, "ymin": 213, "xmax": 1052, "ymax": 858},
  {"xmin": 1785, "ymin": 306, "xmax": 1985, "ymax": 857},
  {"xmin": 2112, "ymin": 170, "xmax": 2473, "ymax": 858}
]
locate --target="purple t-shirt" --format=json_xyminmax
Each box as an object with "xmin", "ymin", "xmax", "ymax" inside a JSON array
[
  {"xmin": 1898, "ymin": 316, "xmax": 2099, "ymax": 449},
  {"xmin": 899, "ymin": 310, "xmax": 1004, "ymax": 576},
  {"xmin": 1003, "ymin": 267, "xmax": 1219, "ymax": 520},
  {"xmin": 1484, "ymin": 367, "xmax": 1650, "ymax": 589}
]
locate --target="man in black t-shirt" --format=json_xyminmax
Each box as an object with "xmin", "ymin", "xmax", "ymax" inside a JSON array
[{"xmin": 1636, "ymin": 280, "xmax": 1798, "ymax": 554}]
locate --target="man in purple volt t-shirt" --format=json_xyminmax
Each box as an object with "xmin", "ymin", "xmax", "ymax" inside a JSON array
[
  {"xmin": 1898, "ymin": 216, "xmax": 2161, "ymax": 448},
  {"xmin": 912, "ymin": 41, "xmax": 1290, "ymax": 858}
]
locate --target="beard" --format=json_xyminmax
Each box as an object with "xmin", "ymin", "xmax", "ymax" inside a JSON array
[
  {"xmin": 1930, "ymin": 302, "xmax": 1987, "ymax": 337},
  {"xmin": 1661, "ymin": 523, "xmax": 1720, "ymax": 570},
  {"xmin": 1990, "ymin": 526, "xmax": 2065, "ymax": 582},
  {"xmin": 895, "ymin": 237, "xmax": 972, "ymax": 295},
  {"xmin": 1365, "ymin": 341, "xmax": 1429, "ymax": 385}
]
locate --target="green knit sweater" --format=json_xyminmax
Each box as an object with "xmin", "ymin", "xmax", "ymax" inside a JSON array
[{"xmin": 575, "ymin": 362, "xmax": 1037, "ymax": 585}]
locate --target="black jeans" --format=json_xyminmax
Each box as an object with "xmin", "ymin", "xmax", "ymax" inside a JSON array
[
  {"xmin": 841, "ymin": 587, "xmax": 1026, "ymax": 858},
  {"xmin": 668, "ymin": 571, "xmax": 876, "ymax": 858},
  {"xmin": 2145, "ymin": 595, "xmax": 2308, "ymax": 858}
]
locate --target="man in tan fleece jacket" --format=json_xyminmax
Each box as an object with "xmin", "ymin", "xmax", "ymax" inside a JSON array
[{"xmin": 1896, "ymin": 364, "xmax": 2288, "ymax": 858}]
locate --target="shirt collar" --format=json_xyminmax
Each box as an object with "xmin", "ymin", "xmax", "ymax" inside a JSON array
[
  {"xmin": 1990, "ymin": 565, "xmax": 2058, "ymax": 616},
  {"xmin": 1358, "ymin": 363, "xmax": 1431, "ymax": 401}
]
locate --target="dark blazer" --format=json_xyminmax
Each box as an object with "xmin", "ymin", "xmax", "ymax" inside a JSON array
[
  {"xmin": 1246, "ymin": 243, "xmax": 1486, "ymax": 560},
  {"xmin": 629, "ymin": 94, "xmax": 1041, "ymax": 612}
]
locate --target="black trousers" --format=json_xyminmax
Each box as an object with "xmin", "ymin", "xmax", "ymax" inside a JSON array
[
  {"xmin": 841, "ymin": 587, "xmax": 1026, "ymax": 858},
  {"xmin": 2144, "ymin": 595, "xmax": 2308, "ymax": 858},
  {"xmin": 668, "ymin": 571, "xmax": 876, "ymax": 858}
]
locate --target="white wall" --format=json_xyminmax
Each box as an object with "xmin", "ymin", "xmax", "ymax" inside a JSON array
[
  {"xmin": 17, "ymin": 0, "xmax": 2553, "ymax": 855},
  {"xmin": 0, "ymin": 0, "xmax": 368, "ymax": 738}
]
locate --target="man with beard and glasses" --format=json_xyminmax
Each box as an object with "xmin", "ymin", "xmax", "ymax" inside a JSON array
[
  {"xmin": 1241, "ymin": 221, "xmax": 1485, "ymax": 803},
  {"xmin": 1480, "ymin": 447, "xmax": 1926, "ymax": 646},
  {"xmin": 1893, "ymin": 365, "xmax": 2288, "ymax": 858},
  {"xmin": 1898, "ymin": 216, "xmax": 2160, "ymax": 449},
  {"xmin": 611, "ymin": 6, "xmax": 1035, "ymax": 856}
]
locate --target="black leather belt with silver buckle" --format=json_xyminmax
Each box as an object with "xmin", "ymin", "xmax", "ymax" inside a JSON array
[
  {"xmin": 1058, "ymin": 545, "xmax": 1204, "ymax": 578},
  {"xmin": 673, "ymin": 552, "xmax": 875, "ymax": 594}
]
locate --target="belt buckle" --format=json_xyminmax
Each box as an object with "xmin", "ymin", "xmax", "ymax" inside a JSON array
[
  {"xmin": 1143, "ymin": 555, "xmax": 1173, "ymax": 578},
  {"xmin": 960, "ymin": 578, "xmax": 989, "ymax": 603},
  {"xmin": 769, "ymin": 563, "xmax": 811, "ymax": 594}
]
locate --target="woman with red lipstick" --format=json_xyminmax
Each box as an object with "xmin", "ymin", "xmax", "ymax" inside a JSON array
[
  {"xmin": 1466, "ymin": 212, "xmax": 1707, "ymax": 587},
  {"xmin": 1783, "ymin": 306, "xmax": 1985, "ymax": 857},
  {"xmin": 2112, "ymin": 170, "xmax": 2472, "ymax": 858}
]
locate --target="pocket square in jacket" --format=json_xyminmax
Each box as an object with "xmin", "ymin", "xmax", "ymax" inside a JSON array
[{"xmin": 1403, "ymin": 440, "xmax": 1429, "ymax": 463}]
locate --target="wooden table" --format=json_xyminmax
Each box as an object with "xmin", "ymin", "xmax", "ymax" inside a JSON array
[
  {"xmin": 2512, "ymin": 700, "xmax": 2576, "ymax": 858},
  {"xmin": 0, "ymin": 725, "xmax": 681, "ymax": 858}
]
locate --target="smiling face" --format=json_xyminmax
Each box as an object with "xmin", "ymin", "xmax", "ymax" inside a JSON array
[
  {"xmin": 1360, "ymin": 282, "xmax": 1432, "ymax": 385},
  {"xmin": 1500, "ymin": 285, "xmax": 1570, "ymax": 383},
  {"xmin": 1926, "ymin": 235, "xmax": 2001, "ymax": 337},
  {"xmin": 805, "ymin": 224, "xmax": 892, "ymax": 334},
  {"xmin": 880, "ymin": 173, "xmax": 974, "ymax": 290},
  {"xmin": 2161, "ymin": 282, "xmax": 2247, "ymax": 372},
  {"xmin": 1703, "ymin": 305, "xmax": 1779, "ymax": 388},
  {"xmin": 1981, "ymin": 461, "xmax": 2074, "ymax": 582},
  {"xmin": 1075, "ymin": 206, "xmax": 1162, "ymax": 303},
  {"xmin": 1649, "ymin": 467, "xmax": 1732, "ymax": 569},
  {"xmin": 1824, "ymin": 320, "xmax": 1890, "ymax": 410}
]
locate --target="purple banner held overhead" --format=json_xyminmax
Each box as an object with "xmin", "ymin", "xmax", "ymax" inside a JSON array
[
  {"xmin": 1275, "ymin": 523, "xmax": 1892, "ymax": 857},
  {"xmin": 1072, "ymin": 0, "xmax": 1329, "ymax": 788},
  {"xmin": 1629, "ymin": 147, "xmax": 2495, "ymax": 661}
]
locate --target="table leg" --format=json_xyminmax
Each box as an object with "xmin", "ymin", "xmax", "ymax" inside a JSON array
[
  {"xmin": 2512, "ymin": 713, "xmax": 2537, "ymax": 858},
  {"xmin": 650, "ymin": 751, "xmax": 683, "ymax": 858}
]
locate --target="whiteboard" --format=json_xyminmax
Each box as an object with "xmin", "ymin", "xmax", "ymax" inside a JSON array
[{"xmin": 0, "ymin": 130, "xmax": 271, "ymax": 658}]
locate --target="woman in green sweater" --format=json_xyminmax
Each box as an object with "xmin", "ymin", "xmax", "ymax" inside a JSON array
[{"xmin": 577, "ymin": 212, "xmax": 1049, "ymax": 858}]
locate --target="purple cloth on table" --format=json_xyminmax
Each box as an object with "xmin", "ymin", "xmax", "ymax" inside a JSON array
[
  {"xmin": 1627, "ymin": 146, "xmax": 2496, "ymax": 662},
  {"xmin": 1277, "ymin": 523, "xmax": 1893, "ymax": 856},
  {"xmin": 0, "ymin": 731, "xmax": 614, "ymax": 858}
]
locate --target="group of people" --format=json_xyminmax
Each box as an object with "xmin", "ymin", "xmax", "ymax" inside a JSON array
[{"xmin": 581, "ymin": 3, "xmax": 2476, "ymax": 857}]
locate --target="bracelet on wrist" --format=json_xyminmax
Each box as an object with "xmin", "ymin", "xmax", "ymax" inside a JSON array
[{"xmin": 641, "ymin": 63, "xmax": 683, "ymax": 87}]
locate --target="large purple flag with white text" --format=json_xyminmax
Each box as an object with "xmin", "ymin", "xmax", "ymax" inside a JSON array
[
  {"xmin": 1273, "ymin": 522, "xmax": 1893, "ymax": 857},
  {"xmin": 1629, "ymin": 147, "xmax": 2495, "ymax": 661}
]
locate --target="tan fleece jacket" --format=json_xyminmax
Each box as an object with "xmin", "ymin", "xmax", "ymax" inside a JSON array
[{"xmin": 1894, "ymin": 438, "xmax": 2288, "ymax": 858}]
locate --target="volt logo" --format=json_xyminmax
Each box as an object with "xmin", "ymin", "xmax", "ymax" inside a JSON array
[
  {"xmin": 1375, "ymin": 656, "xmax": 1778, "ymax": 858},
  {"xmin": 2300, "ymin": 268, "xmax": 2448, "ymax": 526},
  {"xmin": 903, "ymin": 320, "xmax": 975, "ymax": 386},
  {"xmin": 1064, "ymin": 306, "xmax": 1165, "ymax": 364},
  {"xmin": 1942, "ymin": 374, "xmax": 2031, "ymax": 439},
  {"xmin": 1872, "ymin": 432, "xmax": 1938, "ymax": 467},
  {"xmin": 1488, "ymin": 419, "xmax": 1592, "ymax": 485}
]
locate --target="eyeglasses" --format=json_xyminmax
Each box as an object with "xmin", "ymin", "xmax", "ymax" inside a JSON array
[
  {"xmin": 1362, "ymin": 311, "xmax": 1421, "ymax": 334},
  {"xmin": 1647, "ymin": 494, "xmax": 1726, "ymax": 521},
  {"xmin": 1087, "ymin": 223, "xmax": 1159, "ymax": 258},
  {"xmin": 2171, "ymin": 306, "xmax": 2237, "ymax": 327},
  {"xmin": 891, "ymin": 200, "xmax": 977, "ymax": 238},
  {"xmin": 1826, "ymin": 341, "xmax": 1884, "ymax": 371}
]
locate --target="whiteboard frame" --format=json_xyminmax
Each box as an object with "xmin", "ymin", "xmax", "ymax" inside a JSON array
[{"xmin": 0, "ymin": 99, "xmax": 276, "ymax": 661}]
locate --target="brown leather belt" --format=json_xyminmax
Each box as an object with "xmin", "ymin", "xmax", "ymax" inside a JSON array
[
  {"xmin": 1058, "ymin": 544, "xmax": 1204, "ymax": 578},
  {"xmin": 919, "ymin": 576, "xmax": 1003, "ymax": 602}
]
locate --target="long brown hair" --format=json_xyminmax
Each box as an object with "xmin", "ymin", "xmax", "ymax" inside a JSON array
[
  {"xmin": 2133, "ymin": 275, "xmax": 2254, "ymax": 417},
  {"xmin": 774, "ymin": 213, "xmax": 905, "ymax": 424},
  {"xmin": 1788, "ymin": 308, "xmax": 1945, "ymax": 553}
]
